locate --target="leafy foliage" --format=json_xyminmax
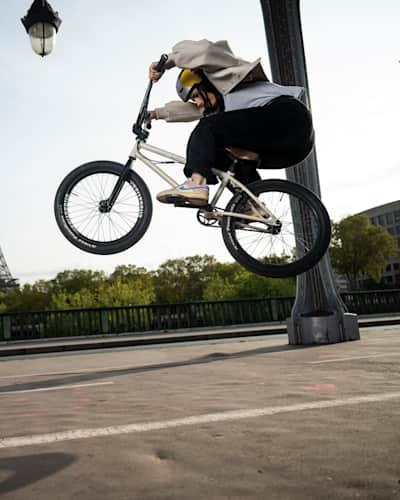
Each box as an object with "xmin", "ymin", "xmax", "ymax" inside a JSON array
[
  {"xmin": 0, "ymin": 256, "xmax": 296, "ymax": 313},
  {"xmin": 330, "ymin": 215, "xmax": 398, "ymax": 288},
  {"xmin": 2, "ymin": 213, "xmax": 394, "ymax": 312},
  {"xmin": 153, "ymin": 255, "xmax": 219, "ymax": 303}
]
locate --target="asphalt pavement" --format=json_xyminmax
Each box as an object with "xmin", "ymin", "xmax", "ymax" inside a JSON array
[{"xmin": 0, "ymin": 326, "xmax": 399, "ymax": 499}]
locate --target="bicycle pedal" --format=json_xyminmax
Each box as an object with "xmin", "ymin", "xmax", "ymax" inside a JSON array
[
  {"xmin": 169, "ymin": 196, "xmax": 209, "ymax": 209},
  {"xmin": 174, "ymin": 202, "xmax": 210, "ymax": 209}
]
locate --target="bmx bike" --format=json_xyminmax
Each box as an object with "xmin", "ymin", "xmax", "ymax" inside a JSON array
[{"xmin": 54, "ymin": 55, "xmax": 331, "ymax": 278}]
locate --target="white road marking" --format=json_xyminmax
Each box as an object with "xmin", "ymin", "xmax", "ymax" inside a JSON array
[
  {"xmin": 310, "ymin": 352, "xmax": 400, "ymax": 364},
  {"xmin": 0, "ymin": 364, "xmax": 139, "ymax": 380},
  {"xmin": 0, "ymin": 381, "xmax": 113, "ymax": 395},
  {"xmin": 1, "ymin": 391, "xmax": 399, "ymax": 449}
]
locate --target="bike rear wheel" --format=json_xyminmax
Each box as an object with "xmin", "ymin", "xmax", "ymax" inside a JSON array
[
  {"xmin": 221, "ymin": 179, "xmax": 331, "ymax": 278},
  {"xmin": 54, "ymin": 161, "xmax": 152, "ymax": 254}
]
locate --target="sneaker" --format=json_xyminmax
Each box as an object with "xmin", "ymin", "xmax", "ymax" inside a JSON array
[{"xmin": 156, "ymin": 180, "xmax": 209, "ymax": 206}]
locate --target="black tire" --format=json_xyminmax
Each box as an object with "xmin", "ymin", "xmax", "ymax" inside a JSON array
[
  {"xmin": 54, "ymin": 161, "xmax": 152, "ymax": 255},
  {"xmin": 221, "ymin": 179, "xmax": 331, "ymax": 278}
]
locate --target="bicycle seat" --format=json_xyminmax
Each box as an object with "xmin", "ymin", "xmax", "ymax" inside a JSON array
[{"xmin": 224, "ymin": 147, "xmax": 260, "ymax": 162}]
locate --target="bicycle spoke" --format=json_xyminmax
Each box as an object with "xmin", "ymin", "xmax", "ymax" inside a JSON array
[
  {"xmin": 64, "ymin": 171, "xmax": 143, "ymax": 243},
  {"xmin": 231, "ymin": 188, "xmax": 319, "ymax": 265}
]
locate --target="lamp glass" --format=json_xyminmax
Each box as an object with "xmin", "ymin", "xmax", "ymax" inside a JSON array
[{"xmin": 28, "ymin": 22, "xmax": 56, "ymax": 56}]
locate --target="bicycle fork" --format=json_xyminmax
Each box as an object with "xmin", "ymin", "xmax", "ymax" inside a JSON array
[{"xmin": 99, "ymin": 157, "xmax": 135, "ymax": 213}]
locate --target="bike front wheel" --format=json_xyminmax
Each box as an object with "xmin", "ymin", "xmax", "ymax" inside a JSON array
[
  {"xmin": 54, "ymin": 161, "xmax": 152, "ymax": 255},
  {"xmin": 221, "ymin": 179, "xmax": 331, "ymax": 278}
]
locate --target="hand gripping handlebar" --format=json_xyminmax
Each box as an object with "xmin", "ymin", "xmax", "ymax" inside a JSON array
[{"xmin": 154, "ymin": 53, "xmax": 169, "ymax": 73}]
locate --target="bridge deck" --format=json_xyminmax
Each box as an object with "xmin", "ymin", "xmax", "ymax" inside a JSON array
[{"xmin": 0, "ymin": 326, "xmax": 399, "ymax": 499}]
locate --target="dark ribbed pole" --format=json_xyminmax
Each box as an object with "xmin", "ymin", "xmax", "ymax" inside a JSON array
[{"xmin": 259, "ymin": 0, "xmax": 359, "ymax": 344}]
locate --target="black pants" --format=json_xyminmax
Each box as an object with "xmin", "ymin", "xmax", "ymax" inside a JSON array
[{"xmin": 184, "ymin": 96, "xmax": 314, "ymax": 185}]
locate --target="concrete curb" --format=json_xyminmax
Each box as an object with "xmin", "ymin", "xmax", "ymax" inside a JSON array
[
  {"xmin": 0, "ymin": 327, "xmax": 286, "ymax": 357},
  {"xmin": 0, "ymin": 316, "xmax": 399, "ymax": 357}
]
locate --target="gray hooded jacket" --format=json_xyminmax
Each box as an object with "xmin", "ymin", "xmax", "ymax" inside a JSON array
[{"xmin": 154, "ymin": 39, "xmax": 303, "ymax": 122}]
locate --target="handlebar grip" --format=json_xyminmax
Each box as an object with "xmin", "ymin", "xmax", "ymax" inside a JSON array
[{"xmin": 154, "ymin": 54, "xmax": 168, "ymax": 72}]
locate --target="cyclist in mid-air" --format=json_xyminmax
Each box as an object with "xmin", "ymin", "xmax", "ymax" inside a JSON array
[{"xmin": 147, "ymin": 39, "xmax": 314, "ymax": 207}]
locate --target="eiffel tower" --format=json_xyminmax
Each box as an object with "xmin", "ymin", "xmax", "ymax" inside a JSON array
[{"xmin": 0, "ymin": 246, "xmax": 18, "ymax": 291}]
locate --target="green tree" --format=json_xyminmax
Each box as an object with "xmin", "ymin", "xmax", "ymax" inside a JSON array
[
  {"xmin": 51, "ymin": 269, "xmax": 106, "ymax": 294},
  {"xmin": 231, "ymin": 269, "xmax": 295, "ymax": 299},
  {"xmin": 153, "ymin": 255, "xmax": 219, "ymax": 303},
  {"xmin": 50, "ymin": 273, "xmax": 155, "ymax": 309},
  {"xmin": 109, "ymin": 265, "xmax": 148, "ymax": 280},
  {"xmin": 50, "ymin": 288, "xmax": 95, "ymax": 309},
  {"xmin": 0, "ymin": 283, "xmax": 51, "ymax": 312},
  {"xmin": 104, "ymin": 274, "xmax": 154, "ymax": 306},
  {"xmin": 0, "ymin": 257, "xmax": 296, "ymax": 313},
  {"xmin": 330, "ymin": 215, "xmax": 398, "ymax": 288},
  {"xmin": 108, "ymin": 266, "xmax": 155, "ymax": 305},
  {"xmin": 0, "ymin": 266, "xmax": 156, "ymax": 313},
  {"xmin": 0, "ymin": 291, "xmax": 8, "ymax": 313},
  {"xmin": 154, "ymin": 255, "xmax": 297, "ymax": 303},
  {"xmin": 203, "ymin": 266, "xmax": 295, "ymax": 300}
]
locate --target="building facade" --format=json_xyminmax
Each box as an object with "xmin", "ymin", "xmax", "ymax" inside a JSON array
[{"xmin": 358, "ymin": 200, "xmax": 400, "ymax": 287}]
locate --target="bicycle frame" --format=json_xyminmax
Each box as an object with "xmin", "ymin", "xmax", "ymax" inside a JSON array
[
  {"xmin": 105, "ymin": 52, "xmax": 279, "ymax": 226},
  {"xmin": 127, "ymin": 140, "xmax": 280, "ymax": 226}
]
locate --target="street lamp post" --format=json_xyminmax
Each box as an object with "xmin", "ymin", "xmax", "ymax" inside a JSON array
[
  {"xmin": 21, "ymin": 0, "xmax": 62, "ymax": 57},
  {"xmin": 259, "ymin": 0, "xmax": 360, "ymax": 345}
]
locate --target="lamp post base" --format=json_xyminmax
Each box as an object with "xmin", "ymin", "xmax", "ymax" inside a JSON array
[{"xmin": 287, "ymin": 312, "xmax": 360, "ymax": 345}]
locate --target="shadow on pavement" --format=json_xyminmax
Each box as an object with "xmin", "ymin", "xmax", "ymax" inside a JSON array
[
  {"xmin": 0, "ymin": 453, "xmax": 76, "ymax": 495},
  {"xmin": 0, "ymin": 343, "xmax": 310, "ymax": 394}
]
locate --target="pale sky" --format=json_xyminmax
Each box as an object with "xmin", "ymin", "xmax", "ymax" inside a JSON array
[{"xmin": 1, "ymin": 0, "xmax": 399, "ymax": 284}]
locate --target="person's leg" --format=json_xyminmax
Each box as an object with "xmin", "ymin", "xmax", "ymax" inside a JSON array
[
  {"xmin": 234, "ymin": 162, "xmax": 261, "ymax": 185},
  {"xmin": 183, "ymin": 118, "xmax": 221, "ymax": 185},
  {"xmin": 182, "ymin": 111, "xmax": 266, "ymax": 184},
  {"xmin": 184, "ymin": 97, "xmax": 314, "ymax": 177},
  {"xmin": 157, "ymin": 115, "xmax": 245, "ymax": 205},
  {"xmin": 156, "ymin": 118, "xmax": 219, "ymax": 205},
  {"xmin": 157, "ymin": 98, "xmax": 313, "ymax": 204},
  {"xmin": 252, "ymin": 98, "xmax": 314, "ymax": 168}
]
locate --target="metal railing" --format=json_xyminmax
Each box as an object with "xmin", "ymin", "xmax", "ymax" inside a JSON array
[
  {"xmin": 1, "ymin": 290, "xmax": 399, "ymax": 342},
  {"xmin": 0, "ymin": 296, "xmax": 294, "ymax": 342},
  {"xmin": 341, "ymin": 289, "xmax": 400, "ymax": 315}
]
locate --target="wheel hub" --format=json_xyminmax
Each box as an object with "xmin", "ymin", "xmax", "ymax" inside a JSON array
[
  {"xmin": 269, "ymin": 220, "xmax": 282, "ymax": 234},
  {"xmin": 99, "ymin": 200, "xmax": 111, "ymax": 213}
]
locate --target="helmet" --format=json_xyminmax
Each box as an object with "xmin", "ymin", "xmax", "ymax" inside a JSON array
[{"xmin": 176, "ymin": 69, "xmax": 203, "ymax": 102}]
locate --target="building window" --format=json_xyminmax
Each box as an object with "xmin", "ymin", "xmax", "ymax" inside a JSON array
[
  {"xmin": 388, "ymin": 227, "xmax": 395, "ymax": 235},
  {"xmin": 395, "ymin": 210, "xmax": 400, "ymax": 222},
  {"xmin": 370, "ymin": 217, "xmax": 376, "ymax": 225},
  {"xmin": 394, "ymin": 263, "xmax": 399, "ymax": 270},
  {"xmin": 386, "ymin": 264, "xmax": 392, "ymax": 272},
  {"xmin": 378, "ymin": 215, "xmax": 385, "ymax": 225},
  {"xmin": 386, "ymin": 213, "xmax": 394, "ymax": 225}
]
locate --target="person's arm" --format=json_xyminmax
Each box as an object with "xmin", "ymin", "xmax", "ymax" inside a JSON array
[{"xmin": 149, "ymin": 101, "xmax": 203, "ymax": 123}]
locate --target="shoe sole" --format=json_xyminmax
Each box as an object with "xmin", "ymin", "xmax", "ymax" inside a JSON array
[{"xmin": 158, "ymin": 194, "xmax": 208, "ymax": 207}]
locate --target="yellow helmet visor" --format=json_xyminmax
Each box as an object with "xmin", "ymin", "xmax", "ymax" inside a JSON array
[{"xmin": 176, "ymin": 69, "xmax": 203, "ymax": 102}]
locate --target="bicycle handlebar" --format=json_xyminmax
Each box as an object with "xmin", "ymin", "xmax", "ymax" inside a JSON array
[
  {"xmin": 154, "ymin": 53, "xmax": 168, "ymax": 73},
  {"xmin": 132, "ymin": 54, "xmax": 169, "ymax": 140}
]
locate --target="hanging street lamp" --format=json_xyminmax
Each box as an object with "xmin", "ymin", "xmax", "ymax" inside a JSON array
[{"xmin": 21, "ymin": 0, "xmax": 62, "ymax": 57}]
